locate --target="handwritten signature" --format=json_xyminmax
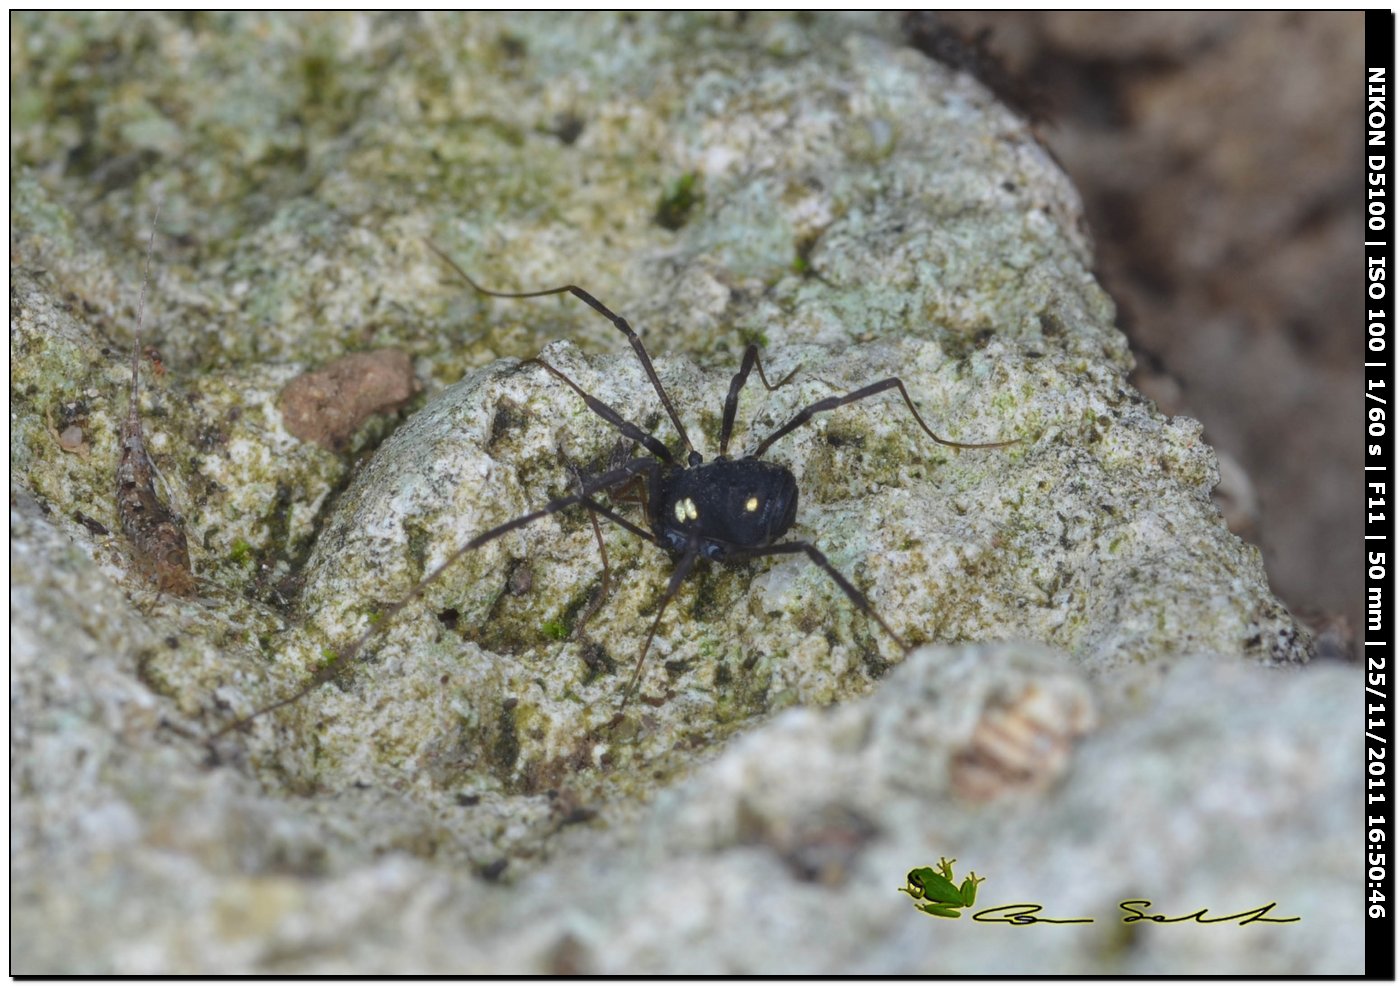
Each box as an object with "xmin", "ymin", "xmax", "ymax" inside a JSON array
[
  {"xmin": 966, "ymin": 901, "xmax": 1299, "ymax": 926},
  {"xmin": 900, "ymin": 863, "xmax": 1300, "ymax": 925}
]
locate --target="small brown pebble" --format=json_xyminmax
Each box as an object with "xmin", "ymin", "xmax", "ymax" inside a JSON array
[
  {"xmin": 279, "ymin": 349, "xmax": 419, "ymax": 450},
  {"xmin": 58, "ymin": 425, "xmax": 85, "ymax": 451}
]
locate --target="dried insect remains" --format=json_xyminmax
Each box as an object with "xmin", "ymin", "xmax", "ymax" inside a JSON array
[
  {"xmin": 209, "ymin": 245, "xmax": 1014, "ymax": 740},
  {"xmin": 116, "ymin": 217, "xmax": 193, "ymax": 596}
]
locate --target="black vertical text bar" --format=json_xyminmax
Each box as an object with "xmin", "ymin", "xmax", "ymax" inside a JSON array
[{"xmin": 1365, "ymin": 9, "xmax": 1395, "ymax": 981}]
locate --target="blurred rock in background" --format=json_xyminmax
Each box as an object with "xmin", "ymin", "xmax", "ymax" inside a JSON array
[{"xmin": 916, "ymin": 11, "xmax": 1364, "ymax": 655}]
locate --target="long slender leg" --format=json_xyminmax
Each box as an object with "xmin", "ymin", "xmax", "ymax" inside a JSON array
[
  {"xmin": 617, "ymin": 545, "xmax": 699, "ymax": 714},
  {"xmin": 207, "ymin": 457, "xmax": 660, "ymax": 743},
  {"xmin": 560, "ymin": 450, "xmax": 665, "ymax": 637},
  {"xmin": 427, "ymin": 241, "xmax": 697, "ymax": 461},
  {"xmin": 608, "ymin": 472, "xmax": 648, "ymax": 507},
  {"xmin": 727, "ymin": 540, "xmax": 909, "ymax": 652},
  {"xmin": 719, "ymin": 344, "xmax": 800, "ymax": 458},
  {"xmin": 531, "ymin": 357, "xmax": 673, "ymax": 464},
  {"xmin": 561, "ymin": 453, "xmax": 614, "ymax": 640},
  {"xmin": 752, "ymin": 377, "xmax": 1018, "ymax": 459},
  {"xmin": 575, "ymin": 495, "xmax": 656, "ymax": 545},
  {"xmin": 599, "ymin": 437, "xmax": 651, "ymax": 526}
]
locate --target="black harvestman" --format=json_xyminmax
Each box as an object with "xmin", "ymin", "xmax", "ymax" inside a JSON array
[{"xmin": 208, "ymin": 243, "xmax": 1015, "ymax": 741}]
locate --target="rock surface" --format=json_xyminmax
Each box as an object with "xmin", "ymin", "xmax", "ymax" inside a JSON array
[
  {"xmin": 932, "ymin": 11, "xmax": 1364, "ymax": 637},
  {"xmin": 10, "ymin": 12, "xmax": 1353, "ymax": 974}
]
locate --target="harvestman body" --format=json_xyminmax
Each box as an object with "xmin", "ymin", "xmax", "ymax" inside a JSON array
[{"xmin": 208, "ymin": 245, "xmax": 1015, "ymax": 741}]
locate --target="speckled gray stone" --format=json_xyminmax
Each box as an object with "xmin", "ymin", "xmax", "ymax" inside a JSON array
[
  {"xmin": 10, "ymin": 11, "xmax": 1345, "ymax": 975},
  {"xmin": 233, "ymin": 327, "xmax": 1302, "ymax": 806}
]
